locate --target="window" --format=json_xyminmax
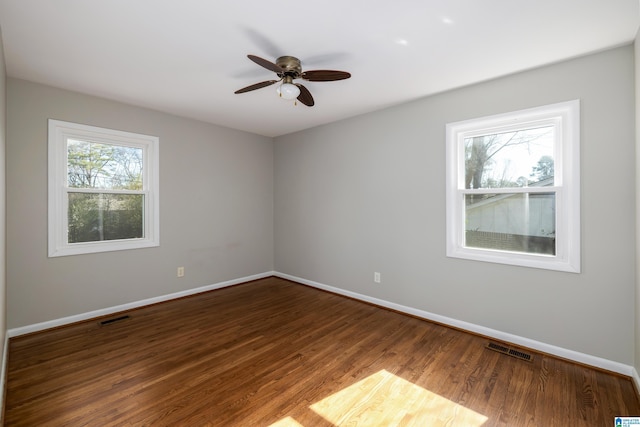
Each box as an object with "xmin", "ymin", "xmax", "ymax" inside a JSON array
[
  {"xmin": 445, "ymin": 100, "xmax": 580, "ymax": 272},
  {"xmin": 48, "ymin": 120, "xmax": 159, "ymax": 257}
]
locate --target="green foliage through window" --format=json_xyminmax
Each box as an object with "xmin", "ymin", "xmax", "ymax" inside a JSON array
[
  {"xmin": 66, "ymin": 139, "xmax": 145, "ymax": 244},
  {"xmin": 68, "ymin": 193, "xmax": 143, "ymax": 243},
  {"xmin": 67, "ymin": 139, "xmax": 143, "ymax": 190}
]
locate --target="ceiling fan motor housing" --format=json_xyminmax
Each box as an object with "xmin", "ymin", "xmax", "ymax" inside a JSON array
[{"xmin": 276, "ymin": 56, "xmax": 302, "ymax": 78}]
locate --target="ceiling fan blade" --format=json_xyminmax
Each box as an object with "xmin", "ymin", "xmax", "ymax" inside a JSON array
[
  {"xmin": 247, "ymin": 54, "xmax": 283, "ymax": 73},
  {"xmin": 234, "ymin": 80, "xmax": 279, "ymax": 94},
  {"xmin": 242, "ymin": 28, "xmax": 283, "ymax": 59},
  {"xmin": 296, "ymin": 84, "xmax": 315, "ymax": 107},
  {"xmin": 301, "ymin": 70, "xmax": 351, "ymax": 82},
  {"xmin": 303, "ymin": 52, "xmax": 350, "ymax": 66}
]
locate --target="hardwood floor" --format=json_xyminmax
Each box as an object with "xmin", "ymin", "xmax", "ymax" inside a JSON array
[{"xmin": 5, "ymin": 277, "xmax": 640, "ymax": 426}]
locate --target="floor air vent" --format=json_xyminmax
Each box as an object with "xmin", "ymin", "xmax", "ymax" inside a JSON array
[
  {"xmin": 486, "ymin": 342, "xmax": 533, "ymax": 362},
  {"xmin": 99, "ymin": 315, "xmax": 131, "ymax": 326}
]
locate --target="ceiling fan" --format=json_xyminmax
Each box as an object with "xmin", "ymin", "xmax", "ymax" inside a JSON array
[{"xmin": 234, "ymin": 55, "xmax": 351, "ymax": 107}]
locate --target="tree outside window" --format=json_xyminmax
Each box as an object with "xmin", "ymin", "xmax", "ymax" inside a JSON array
[
  {"xmin": 463, "ymin": 127, "xmax": 556, "ymax": 255},
  {"xmin": 66, "ymin": 140, "xmax": 144, "ymax": 243}
]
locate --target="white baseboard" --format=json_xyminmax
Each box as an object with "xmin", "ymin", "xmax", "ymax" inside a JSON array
[
  {"xmin": 632, "ymin": 367, "xmax": 640, "ymax": 394},
  {"xmin": 7, "ymin": 271, "xmax": 275, "ymax": 338},
  {"xmin": 6, "ymin": 270, "xmax": 637, "ymax": 379},
  {"xmin": 275, "ymin": 272, "xmax": 636, "ymax": 377}
]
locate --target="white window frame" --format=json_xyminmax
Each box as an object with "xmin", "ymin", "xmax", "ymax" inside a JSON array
[
  {"xmin": 445, "ymin": 100, "xmax": 580, "ymax": 273},
  {"xmin": 48, "ymin": 119, "xmax": 159, "ymax": 257}
]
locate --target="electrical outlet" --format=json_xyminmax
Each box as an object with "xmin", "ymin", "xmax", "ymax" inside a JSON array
[
  {"xmin": 374, "ymin": 272, "xmax": 381, "ymax": 283},
  {"xmin": 177, "ymin": 267, "xmax": 185, "ymax": 278}
]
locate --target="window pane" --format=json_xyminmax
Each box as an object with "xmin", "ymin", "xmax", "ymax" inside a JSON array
[
  {"xmin": 465, "ymin": 192, "xmax": 555, "ymax": 255},
  {"xmin": 67, "ymin": 139, "xmax": 143, "ymax": 190},
  {"xmin": 68, "ymin": 193, "xmax": 143, "ymax": 243},
  {"xmin": 464, "ymin": 126, "xmax": 554, "ymax": 189}
]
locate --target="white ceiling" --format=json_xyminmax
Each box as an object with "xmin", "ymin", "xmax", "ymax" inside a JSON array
[{"xmin": 0, "ymin": 1, "xmax": 638, "ymax": 137}]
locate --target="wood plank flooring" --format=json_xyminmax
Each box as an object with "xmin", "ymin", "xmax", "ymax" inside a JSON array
[{"xmin": 5, "ymin": 277, "xmax": 640, "ymax": 426}]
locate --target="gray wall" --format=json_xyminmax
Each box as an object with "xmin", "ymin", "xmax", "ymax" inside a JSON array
[
  {"xmin": 4, "ymin": 45, "xmax": 636, "ymax": 367},
  {"xmin": 635, "ymin": 30, "xmax": 640, "ymax": 377},
  {"xmin": 0, "ymin": 25, "xmax": 7, "ymax": 405},
  {"xmin": 274, "ymin": 46, "xmax": 636, "ymax": 365},
  {"xmin": 7, "ymin": 79, "xmax": 274, "ymax": 328}
]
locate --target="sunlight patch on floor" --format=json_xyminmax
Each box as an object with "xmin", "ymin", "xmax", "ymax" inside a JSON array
[
  {"xmin": 309, "ymin": 369, "xmax": 487, "ymax": 426},
  {"xmin": 268, "ymin": 416, "xmax": 304, "ymax": 427}
]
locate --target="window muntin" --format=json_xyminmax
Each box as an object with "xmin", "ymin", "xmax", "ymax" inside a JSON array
[
  {"xmin": 446, "ymin": 100, "xmax": 580, "ymax": 272},
  {"xmin": 49, "ymin": 120, "xmax": 159, "ymax": 257}
]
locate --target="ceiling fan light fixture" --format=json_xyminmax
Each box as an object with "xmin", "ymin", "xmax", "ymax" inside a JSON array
[
  {"xmin": 235, "ymin": 54, "xmax": 350, "ymax": 107},
  {"xmin": 277, "ymin": 82, "xmax": 300, "ymax": 100}
]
